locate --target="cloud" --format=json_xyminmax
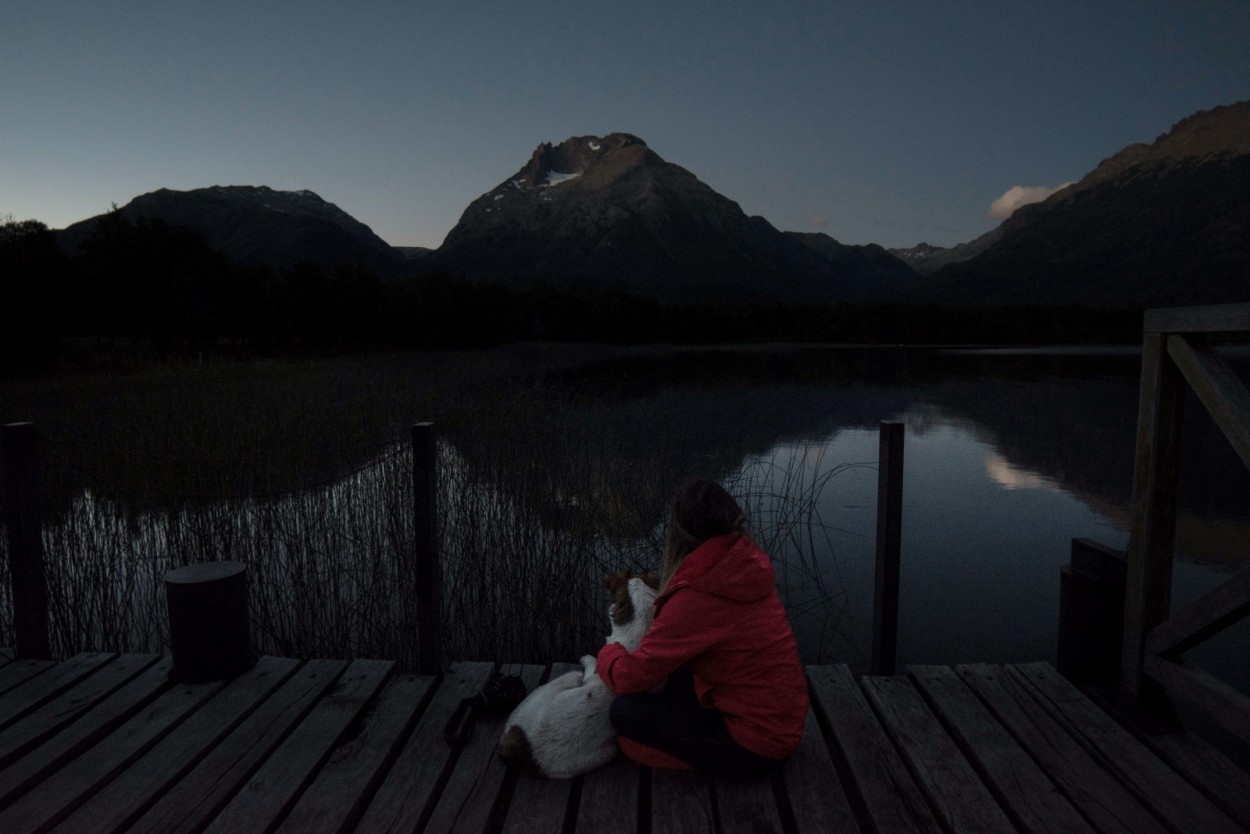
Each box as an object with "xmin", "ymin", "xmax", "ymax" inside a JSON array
[
  {"xmin": 987, "ymin": 183, "xmax": 1074, "ymax": 220},
  {"xmin": 808, "ymin": 212, "xmax": 828, "ymax": 229}
]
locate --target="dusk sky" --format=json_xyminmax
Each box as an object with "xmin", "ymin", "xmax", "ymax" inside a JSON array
[{"xmin": 5, "ymin": 1, "xmax": 1249, "ymax": 251}]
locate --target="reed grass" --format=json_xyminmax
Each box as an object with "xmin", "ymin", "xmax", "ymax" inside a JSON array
[{"xmin": 0, "ymin": 351, "xmax": 862, "ymax": 668}]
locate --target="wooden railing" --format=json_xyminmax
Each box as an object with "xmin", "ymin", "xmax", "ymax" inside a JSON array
[{"xmin": 1121, "ymin": 303, "xmax": 1250, "ymax": 742}]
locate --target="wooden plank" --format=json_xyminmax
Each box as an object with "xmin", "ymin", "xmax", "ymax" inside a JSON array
[
  {"xmin": 204, "ymin": 658, "xmax": 394, "ymax": 834},
  {"xmin": 0, "ymin": 674, "xmax": 226, "ymax": 832},
  {"xmin": 128, "ymin": 659, "xmax": 348, "ymax": 834},
  {"xmin": 0, "ymin": 654, "xmax": 160, "ymax": 770},
  {"xmin": 423, "ymin": 663, "xmax": 546, "ymax": 834},
  {"xmin": 275, "ymin": 674, "xmax": 436, "ymax": 834},
  {"xmin": 0, "ymin": 658, "xmax": 56, "ymax": 696},
  {"xmin": 572, "ymin": 750, "xmax": 641, "ymax": 834},
  {"xmin": 51, "ymin": 657, "xmax": 301, "ymax": 834},
  {"xmin": 1132, "ymin": 718, "xmax": 1250, "ymax": 830},
  {"xmin": 775, "ymin": 709, "xmax": 859, "ymax": 833},
  {"xmin": 1121, "ymin": 332, "xmax": 1185, "ymax": 698},
  {"xmin": 806, "ymin": 665, "xmax": 940, "ymax": 834},
  {"xmin": 908, "ymin": 665, "xmax": 1093, "ymax": 834},
  {"xmin": 714, "ymin": 772, "xmax": 784, "ymax": 834},
  {"xmin": 0, "ymin": 657, "xmax": 172, "ymax": 809},
  {"xmin": 1145, "ymin": 303, "xmax": 1250, "ymax": 334},
  {"xmin": 1144, "ymin": 655, "xmax": 1250, "ymax": 748},
  {"xmin": 354, "ymin": 661, "xmax": 496, "ymax": 833},
  {"xmin": 861, "ymin": 674, "xmax": 1014, "ymax": 834},
  {"xmin": 1168, "ymin": 334, "xmax": 1250, "ymax": 471},
  {"xmin": 956, "ymin": 663, "xmax": 1168, "ymax": 834},
  {"xmin": 0, "ymin": 652, "xmax": 116, "ymax": 730},
  {"xmin": 1011, "ymin": 662, "xmax": 1242, "ymax": 833},
  {"xmin": 1147, "ymin": 560, "xmax": 1250, "ymax": 658},
  {"xmin": 500, "ymin": 663, "xmax": 578, "ymax": 834},
  {"xmin": 651, "ymin": 769, "xmax": 715, "ymax": 834}
]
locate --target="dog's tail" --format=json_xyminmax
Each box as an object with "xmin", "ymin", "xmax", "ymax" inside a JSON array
[{"xmin": 498, "ymin": 725, "xmax": 540, "ymax": 773}]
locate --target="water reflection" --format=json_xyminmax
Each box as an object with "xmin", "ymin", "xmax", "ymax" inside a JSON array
[
  {"xmin": 534, "ymin": 346, "xmax": 1250, "ymax": 680},
  {"xmin": 983, "ymin": 452, "xmax": 1061, "ymax": 491},
  {"xmin": 6, "ymin": 345, "xmax": 1248, "ymax": 680}
]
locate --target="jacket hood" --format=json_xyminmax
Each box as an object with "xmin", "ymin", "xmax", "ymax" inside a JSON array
[{"xmin": 664, "ymin": 533, "xmax": 775, "ymax": 603}]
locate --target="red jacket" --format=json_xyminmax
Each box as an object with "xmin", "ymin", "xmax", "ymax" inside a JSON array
[{"xmin": 597, "ymin": 533, "xmax": 808, "ymax": 759}]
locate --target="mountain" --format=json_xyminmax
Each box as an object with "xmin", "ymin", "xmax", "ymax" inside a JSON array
[
  {"xmin": 425, "ymin": 133, "xmax": 916, "ymax": 303},
  {"xmin": 888, "ymin": 231, "xmax": 1006, "ymax": 276},
  {"xmin": 58, "ymin": 185, "xmax": 411, "ymax": 277},
  {"xmin": 912, "ymin": 101, "xmax": 1250, "ymax": 307}
]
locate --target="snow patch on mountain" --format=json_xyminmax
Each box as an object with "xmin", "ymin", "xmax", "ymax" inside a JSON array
[{"xmin": 542, "ymin": 171, "xmax": 581, "ymax": 187}]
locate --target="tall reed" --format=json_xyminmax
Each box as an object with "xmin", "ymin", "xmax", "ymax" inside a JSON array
[{"xmin": 0, "ymin": 352, "xmax": 860, "ymax": 668}]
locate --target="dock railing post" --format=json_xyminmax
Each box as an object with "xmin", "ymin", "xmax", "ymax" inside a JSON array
[
  {"xmin": 1, "ymin": 422, "xmax": 52, "ymax": 659},
  {"xmin": 872, "ymin": 421, "xmax": 904, "ymax": 676},
  {"xmin": 1120, "ymin": 332, "xmax": 1185, "ymax": 702},
  {"xmin": 412, "ymin": 422, "xmax": 444, "ymax": 674}
]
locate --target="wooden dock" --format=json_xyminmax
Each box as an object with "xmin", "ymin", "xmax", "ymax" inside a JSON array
[{"xmin": 0, "ymin": 652, "xmax": 1247, "ymax": 833}]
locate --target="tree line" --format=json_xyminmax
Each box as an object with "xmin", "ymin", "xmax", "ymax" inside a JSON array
[{"xmin": 1, "ymin": 213, "xmax": 1142, "ymax": 369}]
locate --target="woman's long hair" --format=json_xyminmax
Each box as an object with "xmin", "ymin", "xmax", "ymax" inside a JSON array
[{"xmin": 659, "ymin": 480, "xmax": 748, "ymax": 593}]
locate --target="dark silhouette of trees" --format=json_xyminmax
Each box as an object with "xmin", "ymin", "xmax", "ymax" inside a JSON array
[
  {"xmin": 74, "ymin": 209, "xmax": 231, "ymax": 350},
  {"xmin": 1, "ymin": 217, "xmax": 68, "ymax": 367},
  {"xmin": 0, "ymin": 209, "xmax": 1142, "ymax": 369}
]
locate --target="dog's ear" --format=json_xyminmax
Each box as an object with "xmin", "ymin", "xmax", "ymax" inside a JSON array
[
  {"xmin": 641, "ymin": 571, "xmax": 660, "ymax": 591},
  {"xmin": 602, "ymin": 573, "xmax": 627, "ymax": 593}
]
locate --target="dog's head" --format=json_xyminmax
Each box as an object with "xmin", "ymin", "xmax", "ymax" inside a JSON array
[{"xmin": 603, "ymin": 571, "xmax": 660, "ymax": 628}]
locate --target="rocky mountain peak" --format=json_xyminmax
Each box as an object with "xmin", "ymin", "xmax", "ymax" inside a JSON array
[
  {"xmin": 430, "ymin": 132, "xmax": 916, "ymax": 302},
  {"xmin": 1072, "ymin": 100, "xmax": 1250, "ymax": 192},
  {"xmin": 513, "ymin": 133, "xmax": 649, "ymax": 190}
]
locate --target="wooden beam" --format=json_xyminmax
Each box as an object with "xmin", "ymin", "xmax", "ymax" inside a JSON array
[
  {"xmin": 1010, "ymin": 662, "xmax": 1241, "ymax": 833},
  {"xmin": 806, "ymin": 665, "xmax": 940, "ymax": 834},
  {"xmin": 129, "ymin": 660, "xmax": 348, "ymax": 834},
  {"xmin": 204, "ymin": 659, "xmax": 395, "ymax": 834},
  {"xmin": 1167, "ymin": 334, "xmax": 1250, "ymax": 472},
  {"xmin": 0, "ymin": 653, "xmax": 160, "ymax": 772},
  {"xmin": 907, "ymin": 665, "xmax": 1094, "ymax": 834},
  {"xmin": 0, "ymin": 658, "xmax": 173, "ymax": 810},
  {"xmin": 861, "ymin": 674, "xmax": 1014, "ymax": 833},
  {"xmin": 1145, "ymin": 303, "xmax": 1250, "ymax": 334},
  {"xmin": 412, "ymin": 422, "xmax": 444, "ymax": 675},
  {"xmin": 271, "ymin": 674, "xmax": 435, "ymax": 834},
  {"xmin": 1147, "ymin": 559, "xmax": 1250, "ymax": 658},
  {"xmin": 354, "ymin": 662, "xmax": 496, "ymax": 834},
  {"xmin": 775, "ymin": 709, "xmax": 860, "ymax": 833},
  {"xmin": 872, "ymin": 422, "xmax": 904, "ymax": 676},
  {"xmin": 1125, "ymin": 701, "xmax": 1250, "ymax": 830},
  {"xmin": 956, "ymin": 664, "xmax": 1167, "ymax": 834},
  {"xmin": 0, "ymin": 422, "xmax": 51, "ymax": 660},
  {"xmin": 572, "ymin": 752, "xmax": 640, "ymax": 834},
  {"xmin": 1144, "ymin": 656, "xmax": 1250, "ymax": 750},
  {"xmin": 59, "ymin": 656, "xmax": 300, "ymax": 834},
  {"xmin": 422, "ymin": 663, "xmax": 545, "ymax": 834},
  {"xmin": 651, "ymin": 770, "xmax": 715, "ymax": 834},
  {"xmin": 1120, "ymin": 333, "xmax": 1185, "ymax": 699}
]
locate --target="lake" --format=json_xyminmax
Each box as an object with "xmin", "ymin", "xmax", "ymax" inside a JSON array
[{"xmin": 1, "ymin": 344, "xmax": 1246, "ymax": 690}]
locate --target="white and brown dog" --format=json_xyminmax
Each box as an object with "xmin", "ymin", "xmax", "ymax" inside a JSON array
[{"xmin": 497, "ymin": 571, "xmax": 659, "ymax": 779}]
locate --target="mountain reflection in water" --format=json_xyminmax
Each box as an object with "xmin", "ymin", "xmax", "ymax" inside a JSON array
[
  {"xmin": 531, "ymin": 345, "xmax": 1250, "ymax": 686},
  {"xmin": 4, "ymin": 345, "xmax": 1247, "ymax": 687}
]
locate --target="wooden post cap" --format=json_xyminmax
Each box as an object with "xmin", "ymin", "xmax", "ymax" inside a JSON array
[
  {"xmin": 165, "ymin": 560, "xmax": 254, "ymax": 682},
  {"xmin": 165, "ymin": 560, "xmax": 247, "ymax": 585}
]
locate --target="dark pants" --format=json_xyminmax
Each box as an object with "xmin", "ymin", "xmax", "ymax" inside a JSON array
[{"xmin": 608, "ymin": 668, "xmax": 781, "ymax": 780}]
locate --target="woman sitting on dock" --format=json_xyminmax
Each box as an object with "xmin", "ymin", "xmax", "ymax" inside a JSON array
[{"xmin": 596, "ymin": 479, "xmax": 809, "ymax": 779}]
